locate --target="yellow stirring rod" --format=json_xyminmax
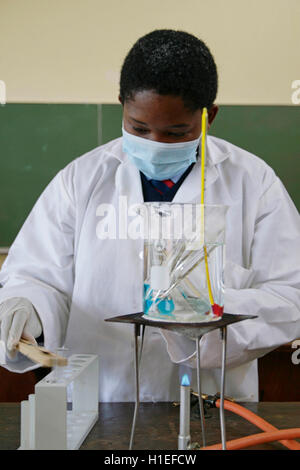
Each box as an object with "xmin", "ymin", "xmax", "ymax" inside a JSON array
[
  {"xmin": 200, "ymin": 108, "xmax": 207, "ymax": 206},
  {"xmin": 200, "ymin": 108, "xmax": 215, "ymax": 308}
]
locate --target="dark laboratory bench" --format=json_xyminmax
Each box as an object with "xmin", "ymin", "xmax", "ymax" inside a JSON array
[
  {"xmin": 1, "ymin": 402, "xmax": 300, "ymax": 451},
  {"xmin": 0, "ymin": 402, "xmax": 300, "ymax": 450}
]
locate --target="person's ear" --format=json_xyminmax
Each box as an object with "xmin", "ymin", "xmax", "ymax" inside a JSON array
[
  {"xmin": 207, "ymin": 105, "xmax": 219, "ymax": 129},
  {"xmin": 118, "ymin": 95, "xmax": 123, "ymax": 105}
]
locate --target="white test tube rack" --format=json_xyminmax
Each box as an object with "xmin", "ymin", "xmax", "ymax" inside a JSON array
[{"xmin": 19, "ymin": 354, "xmax": 99, "ymax": 450}]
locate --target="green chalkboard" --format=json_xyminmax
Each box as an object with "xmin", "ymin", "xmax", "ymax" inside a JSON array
[
  {"xmin": 0, "ymin": 104, "xmax": 99, "ymax": 246},
  {"xmin": 101, "ymin": 104, "xmax": 123, "ymax": 144},
  {"xmin": 0, "ymin": 103, "xmax": 299, "ymax": 247}
]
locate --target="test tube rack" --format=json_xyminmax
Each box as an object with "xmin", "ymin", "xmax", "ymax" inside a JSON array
[{"xmin": 19, "ymin": 354, "xmax": 99, "ymax": 450}]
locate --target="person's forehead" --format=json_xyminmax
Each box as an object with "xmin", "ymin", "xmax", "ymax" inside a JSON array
[{"xmin": 123, "ymin": 90, "xmax": 200, "ymax": 125}]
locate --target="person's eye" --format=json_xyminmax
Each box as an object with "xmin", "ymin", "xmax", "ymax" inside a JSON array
[
  {"xmin": 133, "ymin": 127, "xmax": 149, "ymax": 134},
  {"xmin": 167, "ymin": 131, "xmax": 187, "ymax": 137}
]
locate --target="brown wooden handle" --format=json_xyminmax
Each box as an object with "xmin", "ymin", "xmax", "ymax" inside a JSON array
[{"xmin": 16, "ymin": 339, "xmax": 68, "ymax": 368}]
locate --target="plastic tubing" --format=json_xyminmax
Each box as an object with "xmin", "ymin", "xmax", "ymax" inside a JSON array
[
  {"xmin": 202, "ymin": 428, "xmax": 300, "ymax": 450},
  {"xmin": 202, "ymin": 399, "xmax": 300, "ymax": 450}
]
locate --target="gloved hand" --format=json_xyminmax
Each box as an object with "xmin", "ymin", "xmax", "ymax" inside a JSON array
[{"xmin": 0, "ymin": 297, "xmax": 42, "ymax": 358}]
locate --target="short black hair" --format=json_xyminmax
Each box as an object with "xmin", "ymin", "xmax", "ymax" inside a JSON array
[{"xmin": 119, "ymin": 29, "xmax": 218, "ymax": 111}]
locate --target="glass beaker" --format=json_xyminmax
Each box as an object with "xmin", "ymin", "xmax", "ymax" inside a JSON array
[{"xmin": 141, "ymin": 203, "xmax": 228, "ymax": 323}]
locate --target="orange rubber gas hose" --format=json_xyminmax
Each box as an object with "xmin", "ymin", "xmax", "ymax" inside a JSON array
[
  {"xmin": 215, "ymin": 399, "xmax": 300, "ymax": 450},
  {"xmin": 202, "ymin": 428, "xmax": 300, "ymax": 450},
  {"xmin": 201, "ymin": 399, "xmax": 300, "ymax": 450}
]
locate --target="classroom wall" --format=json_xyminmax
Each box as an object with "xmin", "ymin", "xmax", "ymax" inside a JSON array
[
  {"xmin": 0, "ymin": 103, "xmax": 299, "ymax": 247},
  {"xmin": 1, "ymin": 0, "xmax": 299, "ymax": 104},
  {"xmin": 0, "ymin": 0, "xmax": 299, "ymax": 247}
]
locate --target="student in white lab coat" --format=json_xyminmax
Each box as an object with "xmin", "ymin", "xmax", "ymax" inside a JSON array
[{"xmin": 0, "ymin": 30, "xmax": 300, "ymax": 402}]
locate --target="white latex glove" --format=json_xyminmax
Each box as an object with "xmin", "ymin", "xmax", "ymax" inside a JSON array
[{"xmin": 0, "ymin": 297, "xmax": 42, "ymax": 358}]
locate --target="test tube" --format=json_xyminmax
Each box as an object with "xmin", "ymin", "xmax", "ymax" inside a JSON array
[{"xmin": 52, "ymin": 347, "xmax": 69, "ymax": 383}]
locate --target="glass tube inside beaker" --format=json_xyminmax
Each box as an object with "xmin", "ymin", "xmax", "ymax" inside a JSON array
[{"xmin": 142, "ymin": 203, "xmax": 227, "ymax": 322}]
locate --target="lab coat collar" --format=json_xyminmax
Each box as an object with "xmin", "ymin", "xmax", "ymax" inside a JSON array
[{"xmin": 206, "ymin": 135, "xmax": 231, "ymax": 166}]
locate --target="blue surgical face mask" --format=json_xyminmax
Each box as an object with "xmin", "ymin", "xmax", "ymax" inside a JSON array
[{"xmin": 122, "ymin": 127, "xmax": 200, "ymax": 181}]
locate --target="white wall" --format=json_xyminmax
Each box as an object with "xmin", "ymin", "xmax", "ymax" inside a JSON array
[{"xmin": 0, "ymin": 0, "xmax": 299, "ymax": 104}]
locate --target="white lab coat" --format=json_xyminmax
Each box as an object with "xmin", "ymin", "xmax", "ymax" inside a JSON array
[{"xmin": 0, "ymin": 135, "xmax": 300, "ymax": 402}]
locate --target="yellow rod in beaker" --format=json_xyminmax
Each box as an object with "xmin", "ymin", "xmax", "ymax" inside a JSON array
[
  {"xmin": 200, "ymin": 108, "xmax": 207, "ymax": 206},
  {"xmin": 200, "ymin": 108, "xmax": 215, "ymax": 307}
]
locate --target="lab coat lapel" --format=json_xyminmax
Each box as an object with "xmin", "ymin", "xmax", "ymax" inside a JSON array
[{"xmin": 116, "ymin": 154, "xmax": 144, "ymax": 205}]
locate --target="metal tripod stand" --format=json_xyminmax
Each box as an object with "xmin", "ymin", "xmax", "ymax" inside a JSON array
[{"xmin": 105, "ymin": 312, "xmax": 256, "ymax": 450}]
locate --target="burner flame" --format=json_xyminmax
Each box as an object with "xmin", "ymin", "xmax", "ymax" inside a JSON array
[{"xmin": 181, "ymin": 373, "xmax": 190, "ymax": 387}]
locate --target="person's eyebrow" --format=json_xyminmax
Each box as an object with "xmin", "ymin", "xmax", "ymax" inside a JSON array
[{"xmin": 130, "ymin": 117, "xmax": 190, "ymax": 129}]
